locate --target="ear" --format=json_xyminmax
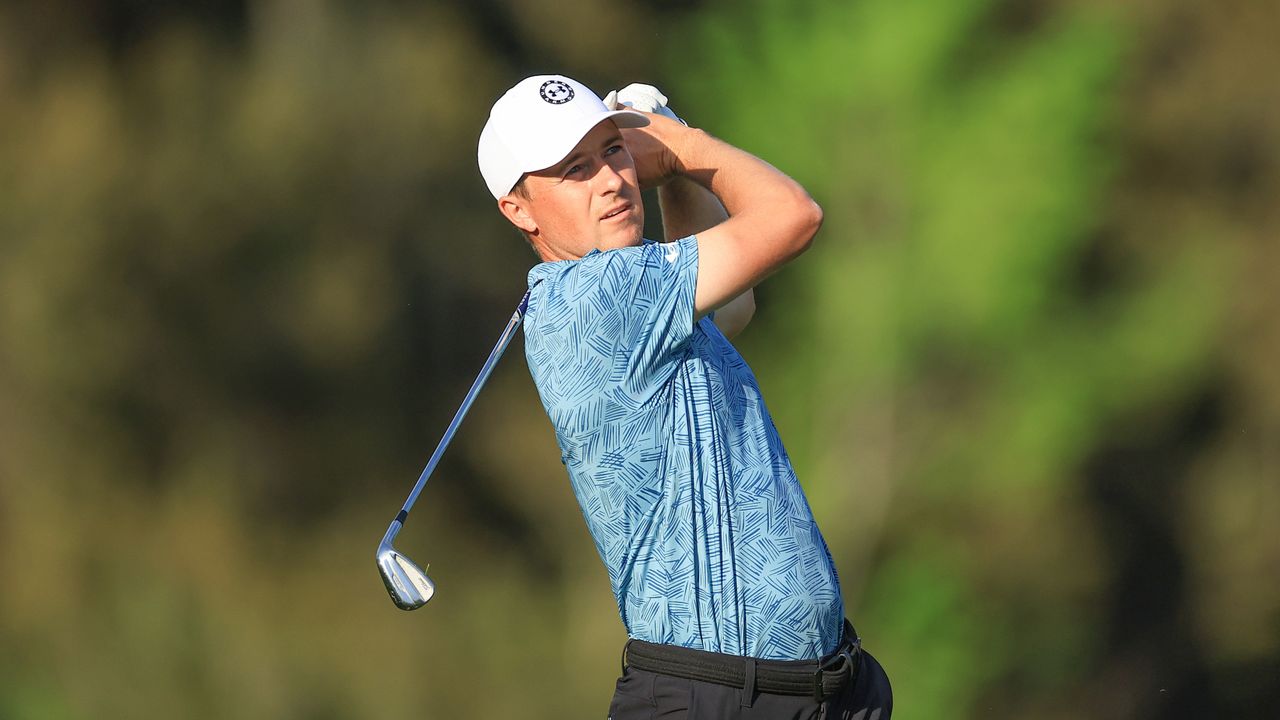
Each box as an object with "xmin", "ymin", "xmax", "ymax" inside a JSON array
[{"xmin": 497, "ymin": 193, "xmax": 538, "ymax": 234}]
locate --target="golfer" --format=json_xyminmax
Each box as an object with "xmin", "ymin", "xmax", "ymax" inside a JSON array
[{"xmin": 478, "ymin": 75, "xmax": 892, "ymax": 719}]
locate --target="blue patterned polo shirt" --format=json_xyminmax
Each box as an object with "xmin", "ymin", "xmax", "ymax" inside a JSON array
[{"xmin": 523, "ymin": 236, "xmax": 844, "ymax": 661}]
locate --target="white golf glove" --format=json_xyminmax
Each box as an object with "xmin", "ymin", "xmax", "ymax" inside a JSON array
[{"xmin": 603, "ymin": 83, "xmax": 686, "ymax": 125}]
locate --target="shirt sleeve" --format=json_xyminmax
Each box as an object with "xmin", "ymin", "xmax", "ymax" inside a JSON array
[{"xmin": 529, "ymin": 236, "xmax": 699, "ymax": 406}]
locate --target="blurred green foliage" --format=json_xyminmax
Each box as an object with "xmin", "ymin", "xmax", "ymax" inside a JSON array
[{"xmin": 1, "ymin": 0, "xmax": 1276, "ymax": 718}]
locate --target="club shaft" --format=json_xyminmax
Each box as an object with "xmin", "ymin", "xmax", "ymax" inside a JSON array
[{"xmin": 397, "ymin": 291, "xmax": 530, "ymax": 518}]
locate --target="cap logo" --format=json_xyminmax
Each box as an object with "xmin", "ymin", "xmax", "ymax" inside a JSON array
[{"xmin": 539, "ymin": 80, "xmax": 574, "ymax": 105}]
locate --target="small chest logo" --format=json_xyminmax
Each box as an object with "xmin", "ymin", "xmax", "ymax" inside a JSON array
[{"xmin": 539, "ymin": 80, "xmax": 574, "ymax": 104}]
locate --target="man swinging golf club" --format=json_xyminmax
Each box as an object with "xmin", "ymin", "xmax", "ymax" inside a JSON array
[{"xmin": 478, "ymin": 75, "xmax": 893, "ymax": 719}]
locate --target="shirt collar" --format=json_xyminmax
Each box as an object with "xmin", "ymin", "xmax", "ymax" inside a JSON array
[{"xmin": 526, "ymin": 241, "xmax": 654, "ymax": 288}]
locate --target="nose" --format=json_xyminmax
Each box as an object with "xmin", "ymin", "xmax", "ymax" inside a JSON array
[{"xmin": 594, "ymin": 160, "xmax": 624, "ymax": 194}]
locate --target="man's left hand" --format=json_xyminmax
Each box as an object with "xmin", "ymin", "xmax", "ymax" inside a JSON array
[{"xmin": 604, "ymin": 83, "xmax": 686, "ymax": 125}]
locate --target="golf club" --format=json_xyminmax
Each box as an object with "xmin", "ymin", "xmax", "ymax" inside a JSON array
[{"xmin": 377, "ymin": 290, "xmax": 530, "ymax": 610}]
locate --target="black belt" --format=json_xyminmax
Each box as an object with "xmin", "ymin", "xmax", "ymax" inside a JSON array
[{"xmin": 622, "ymin": 621, "xmax": 861, "ymax": 702}]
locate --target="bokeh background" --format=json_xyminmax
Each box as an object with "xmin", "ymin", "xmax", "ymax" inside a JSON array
[{"xmin": 1, "ymin": 0, "xmax": 1276, "ymax": 717}]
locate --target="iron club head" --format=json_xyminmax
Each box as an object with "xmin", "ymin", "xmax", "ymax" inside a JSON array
[{"xmin": 377, "ymin": 520, "xmax": 435, "ymax": 610}]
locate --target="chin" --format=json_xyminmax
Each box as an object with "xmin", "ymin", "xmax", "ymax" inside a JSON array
[
  {"xmin": 599, "ymin": 228, "xmax": 643, "ymax": 251},
  {"xmin": 619, "ymin": 230, "xmax": 645, "ymax": 248}
]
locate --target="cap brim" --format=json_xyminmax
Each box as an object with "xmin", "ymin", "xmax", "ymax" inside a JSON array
[
  {"xmin": 521, "ymin": 109, "xmax": 650, "ymax": 176},
  {"xmin": 606, "ymin": 108, "xmax": 650, "ymax": 129}
]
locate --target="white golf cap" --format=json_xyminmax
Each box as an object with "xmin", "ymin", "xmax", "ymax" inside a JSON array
[{"xmin": 477, "ymin": 74, "xmax": 649, "ymax": 199}]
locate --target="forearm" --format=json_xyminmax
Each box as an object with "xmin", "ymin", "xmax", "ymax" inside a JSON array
[
  {"xmin": 657, "ymin": 178, "xmax": 754, "ymax": 338},
  {"xmin": 668, "ymin": 127, "xmax": 821, "ymax": 248},
  {"xmin": 628, "ymin": 113, "xmax": 821, "ymax": 315},
  {"xmin": 658, "ymin": 176, "xmax": 727, "ymax": 241}
]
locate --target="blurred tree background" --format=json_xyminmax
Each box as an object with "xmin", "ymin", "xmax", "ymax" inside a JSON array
[{"xmin": 0, "ymin": 0, "xmax": 1275, "ymax": 718}]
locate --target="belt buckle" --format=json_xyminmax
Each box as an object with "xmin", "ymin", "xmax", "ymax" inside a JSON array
[{"xmin": 813, "ymin": 647, "xmax": 855, "ymax": 702}]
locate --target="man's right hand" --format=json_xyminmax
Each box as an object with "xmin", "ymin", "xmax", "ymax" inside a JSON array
[{"xmin": 619, "ymin": 110, "xmax": 695, "ymax": 191}]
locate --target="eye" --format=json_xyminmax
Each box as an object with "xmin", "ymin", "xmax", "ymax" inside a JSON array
[{"xmin": 604, "ymin": 144, "xmax": 623, "ymax": 156}]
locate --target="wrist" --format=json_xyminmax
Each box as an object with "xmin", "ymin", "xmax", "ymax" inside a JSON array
[{"xmin": 667, "ymin": 126, "xmax": 709, "ymax": 178}]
